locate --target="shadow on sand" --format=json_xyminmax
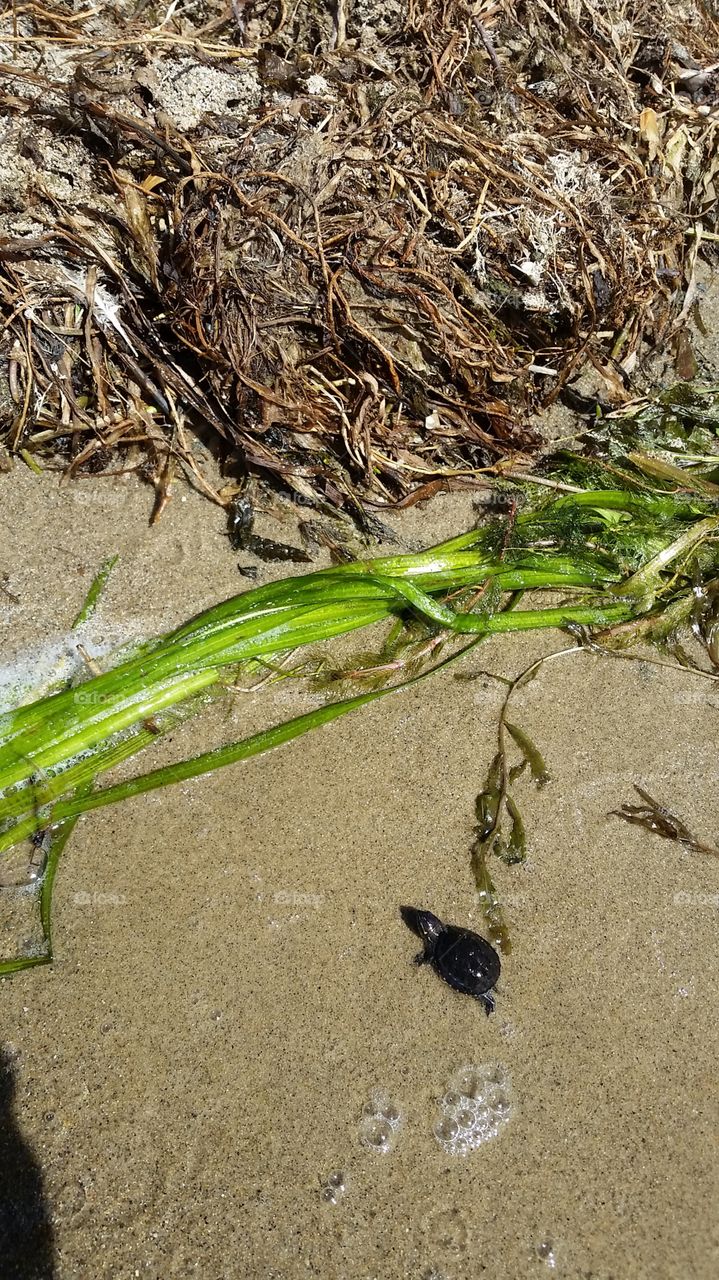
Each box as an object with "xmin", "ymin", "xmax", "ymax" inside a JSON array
[{"xmin": 0, "ymin": 1047, "xmax": 55, "ymax": 1279}]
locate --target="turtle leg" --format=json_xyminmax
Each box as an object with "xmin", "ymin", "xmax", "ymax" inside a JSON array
[
  {"xmin": 413, "ymin": 951, "xmax": 429, "ymax": 966},
  {"xmin": 479, "ymin": 991, "xmax": 495, "ymax": 1016}
]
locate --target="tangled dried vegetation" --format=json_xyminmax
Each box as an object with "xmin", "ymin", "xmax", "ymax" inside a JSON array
[{"xmin": 0, "ymin": 0, "xmax": 717, "ymax": 517}]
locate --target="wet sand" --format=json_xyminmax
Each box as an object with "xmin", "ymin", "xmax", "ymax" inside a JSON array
[{"xmin": 1, "ymin": 468, "xmax": 718, "ymax": 1279}]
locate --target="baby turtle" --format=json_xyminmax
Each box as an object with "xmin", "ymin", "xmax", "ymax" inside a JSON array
[{"xmin": 400, "ymin": 906, "xmax": 500, "ymax": 1015}]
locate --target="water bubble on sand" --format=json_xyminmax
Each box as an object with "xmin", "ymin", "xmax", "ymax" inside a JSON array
[
  {"xmin": 434, "ymin": 1116, "xmax": 459, "ymax": 1144},
  {"xmin": 452, "ymin": 1064, "xmax": 492, "ymax": 1098},
  {"xmin": 489, "ymin": 1089, "xmax": 510, "ymax": 1116},
  {"xmin": 319, "ymin": 1170, "xmax": 346, "ymax": 1205},
  {"xmin": 485, "ymin": 1064, "xmax": 507, "ymax": 1086},
  {"xmin": 536, "ymin": 1239, "xmax": 557, "ymax": 1269},
  {"xmin": 359, "ymin": 1088, "xmax": 403, "ymax": 1154},
  {"xmin": 457, "ymin": 1107, "xmax": 477, "ymax": 1128},
  {"xmin": 359, "ymin": 1116, "xmax": 394, "ymax": 1153},
  {"xmin": 434, "ymin": 1063, "xmax": 511, "ymax": 1155}
]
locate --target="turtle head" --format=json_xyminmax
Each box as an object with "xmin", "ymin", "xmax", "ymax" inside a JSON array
[{"xmin": 400, "ymin": 906, "xmax": 444, "ymax": 953}]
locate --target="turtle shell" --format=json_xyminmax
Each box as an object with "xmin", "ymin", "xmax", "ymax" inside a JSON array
[{"xmin": 433, "ymin": 925, "xmax": 501, "ymax": 1001}]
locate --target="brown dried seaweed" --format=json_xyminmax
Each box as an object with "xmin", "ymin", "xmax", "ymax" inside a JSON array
[
  {"xmin": 0, "ymin": 0, "xmax": 717, "ymax": 515},
  {"xmin": 612, "ymin": 785, "xmax": 719, "ymax": 858}
]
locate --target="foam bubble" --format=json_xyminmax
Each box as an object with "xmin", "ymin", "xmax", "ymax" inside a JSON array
[
  {"xmin": 434, "ymin": 1116, "xmax": 459, "ymax": 1144},
  {"xmin": 319, "ymin": 1170, "xmax": 346, "ymax": 1205},
  {"xmin": 536, "ymin": 1239, "xmax": 557, "ymax": 1269},
  {"xmin": 434, "ymin": 1063, "xmax": 511, "ymax": 1155},
  {"xmin": 359, "ymin": 1117, "xmax": 393, "ymax": 1152},
  {"xmin": 358, "ymin": 1087, "xmax": 403, "ymax": 1154}
]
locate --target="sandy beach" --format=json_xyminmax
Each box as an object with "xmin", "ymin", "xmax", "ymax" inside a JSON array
[{"xmin": 1, "ymin": 466, "xmax": 718, "ymax": 1279}]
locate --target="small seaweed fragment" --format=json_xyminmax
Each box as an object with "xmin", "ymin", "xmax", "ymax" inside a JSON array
[
  {"xmin": 505, "ymin": 795, "xmax": 527, "ymax": 863},
  {"xmin": 228, "ymin": 496, "xmax": 254, "ymax": 551},
  {"xmin": 227, "ymin": 495, "xmax": 311, "ymax": 563},
  {"xmin": 611, "ymin": 785, "xmax": 719, "ymax": 858},
  {"xmin": 692, "ymin": 580, "xmax": 719, "ymax": 670},
  {"xmin": 0, "ymin": 796, "xmax": 85, "ymax": 977},
  {"xmin": 0, "ymin": 576, "xmax": 20, "ymax": 605},
  {"xmin": 470, "ymin": 755, "xmax": 526, "ymax": 956},
  {"xmin": 71, "ymin": 555, "xmax": 118, "ymax": 628},
  {"xmin": 245, "ymin": 535, "xmax": 311, "ymax": 565},
  {"xmin": 467, "ymin": 646, "xmax": 575, "ymax": 952},
  {"xmin": 475, "ymin": 750, "xmax": 503, "ymax": 844},
  {"xmin": 299, "ymin": 520, "xmax": 354, "ymax": 564},
  {"xmin": 504, "ymin": 721, "xmax": 550, "ymax": 787},
  {"xmin": 483, "ymin": 694, "xmax": 550, "ymax": 867},
  {"xmin": 470, "ymin": 701, "xmax": 549, "ymax": 952},
  {"xmin": 471, "ymin": 814, "xmax": 512, "ymax": 956}
]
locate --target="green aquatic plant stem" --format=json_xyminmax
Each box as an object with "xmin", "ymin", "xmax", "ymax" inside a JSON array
[
  {"xmin": 0, "ymin": 637, "xmax": 480, "ymax": 856},
  {"xmin": 1, "ymin": 438, "xmax": 719, "ymax": 973},
  {"xmin": 0, "ymin": 669, "xmax": 219, "ymax": 795},
  {"xmin": 0, "ymin": 685, "xmax": 222, "ymax": 829},
  {"xmin": 9, "ymin": 674, "xmax": 432, "ymax": 832},
  {"xmin": 0, "ymin": 535, "xmax": 623, "ymax": 808},
  {"xmin": 0, "ymin": 498, "xmax": 669, "ymax": 762},
  {"xmin": 615, "ymin": 515, "xmax": 719, "ymax": 604},
  {"xmin": 0, "ymin": 596, "xmax": 632, "ymax": 843},
  {"xmin": 0, "ymin": 788, "xmax": 90, "ymax": 975},
  {"xmin": 2, "ymin": 475, "xmax": 718, "ymax": 868},
  {"xmin": 546, "ymin": 489, "xmax": 712, "ymax": 520}
]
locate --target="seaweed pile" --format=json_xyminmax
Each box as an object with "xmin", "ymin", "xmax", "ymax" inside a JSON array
[
  {"xmin": 0, "ymin": 0, "xmax": 718, "ymax": 514},
  {"xmin": 1, "ymin": 382, "xmax": 718, "ymax": 971}
]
